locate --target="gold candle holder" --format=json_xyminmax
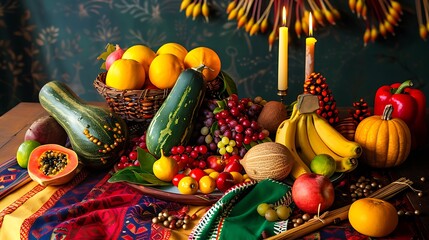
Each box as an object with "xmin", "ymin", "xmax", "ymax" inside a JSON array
[{"xmin": 277, "ymin": 89, "xmax": 287, "ymax": 104}]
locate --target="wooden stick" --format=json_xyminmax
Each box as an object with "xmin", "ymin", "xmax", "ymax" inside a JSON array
[{"xmin": 266, "ymin": 178, "xmax": 413, "ymax": 240}]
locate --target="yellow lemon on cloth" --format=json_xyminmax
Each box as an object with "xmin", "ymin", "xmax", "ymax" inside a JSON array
[
  {"xmin": 106, "ymin": 59, "xmax": 146, "ymax": 90},
  {"xmin": 122, "ymin": 44, "xmax": 156, "ymax": 73},
  {"xmin": 184, "ymin": 46, "xmax": 221, "ymax": 81},
  {"xmin": 149, "ymin": 53, "xmax": 184, "ymax": 89},
  {"xmin": 156, "ymin": 42, "xmax": 188, "ymax": 62}
]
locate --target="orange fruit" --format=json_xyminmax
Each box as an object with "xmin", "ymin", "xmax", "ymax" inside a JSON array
[
  {"xmin": 209, "ymin": 171, "xmax": 220, "ymax": 180},
  {"xmin": 348, "ymin": 198, "xmax": 398, "ymax": 237},
  {"xmin": 198, "ymin": 175, "xmax": 216, "ymax": 194},
  {"xmin": 229, "ymin": 171, "xmax": 244, "ymax": 184},
  {"xmin": 149, "ymin": 53, "xmax": 184, "ymax": 89},
  {"xmin": 106, "ymin": 59, "xmax": 146, "ymax": 90},
  {"xmin": 156, "ymin": 43, "xmax": 188, "ymax": 62},
  {"xmin": 184, "ymin": 46, "xmax": 221, "ymax": 81},
  {"xmin": 122, "ymin": 44, "xmax": 156, "ymax": 73}
]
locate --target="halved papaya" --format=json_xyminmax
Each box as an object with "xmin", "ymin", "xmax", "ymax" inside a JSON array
[{"xmin": 28, "ymin": 144, "xmax": 79, "ymax": 186}]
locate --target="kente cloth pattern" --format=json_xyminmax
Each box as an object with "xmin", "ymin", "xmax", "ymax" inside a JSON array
[{"xmin": 0, "ymin": 157, "xmax": 182, "ymax": 240}]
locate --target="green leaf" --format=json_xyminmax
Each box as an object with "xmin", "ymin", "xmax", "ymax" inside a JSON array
[
  {"xmin": 220, "ymin": 71, "xmax": 238, "ymax": 96},
  {"xmin": 213, "ymin": 100, "xmax": 226, "ymax": 114},
  {"xmin": 96, "ymin": 43, "xmax": 117, "ymax": 70},
  {"xmin": 134, "ymin": 172, "xmax": 172, "ymax": 186},
  {"xmin": 108, "ymin": 166, "xmax": 142, "ymax": 183},
  {"xmin": 108, "ymin": 166, "xmax": 171, "ymax": 186},
  {"xmin": 137, "ymin": 147, "xmax": 157, "ymax": 174},
  {"xmin": 210, "ymin": 121, "xmax": 219, "ymax": 135}
]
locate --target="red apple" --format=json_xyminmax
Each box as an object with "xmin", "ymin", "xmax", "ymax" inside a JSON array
[
  {"xmin": 223, "ymin": 156, "xmax": 243, "ymax": 173},
  {"xmin": 206, "ymin": 155, "xmax": 226, "ymax": 172},
  {"xmin": 291, "ymin": 173, "xmax": 335, "ymax": 214},
  {"xmin": 216, "ymin": 172, "xmax": 235, "ymax": 192}
]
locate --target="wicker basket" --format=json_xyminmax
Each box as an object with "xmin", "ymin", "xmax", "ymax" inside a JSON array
[{"xmin": 94, "ymin": 72, "xmax": 170, "ymax": 122}]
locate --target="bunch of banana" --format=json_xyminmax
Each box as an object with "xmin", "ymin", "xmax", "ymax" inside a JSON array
[
  {"xmin": 276, "ymin": 102, "xmax": 362, "ymax": 179},
  {"xmin": 276, "ymin": 104, "xmax": 312, "ymax": 179}
]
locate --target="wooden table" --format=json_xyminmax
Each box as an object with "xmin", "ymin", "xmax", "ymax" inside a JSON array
[{"xmin": 1, "ymin": 102, "xmax": 429, "ymax": 239}]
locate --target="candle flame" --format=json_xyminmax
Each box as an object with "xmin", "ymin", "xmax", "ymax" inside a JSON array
[
  {"xmin": 282, "ymin": 6, "xmax": 286, "ymax": 26},
  {"xmin": 309, "ymin": 12, "xmax": 313, "ymax": 36}
]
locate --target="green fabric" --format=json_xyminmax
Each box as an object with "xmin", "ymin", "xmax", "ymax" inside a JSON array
[{"xmin": 190, "ymin": 179, "xmax": 292, "ymax": 240}]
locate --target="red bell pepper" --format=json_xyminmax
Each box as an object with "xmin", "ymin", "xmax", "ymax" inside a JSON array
[{"xmin": 374, "ymin": 80, "xmax": 427, "ymax": 149}]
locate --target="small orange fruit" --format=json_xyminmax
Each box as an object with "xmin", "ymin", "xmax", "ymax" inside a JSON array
[
  {"xmin": 106, "ymin": 59, "xmax": 146, "ymax": 90},
  {"xmin": 348, "ymin": 198, "xmax": 398, "ymax": 237},
  {"xmin": 184, "ymin": 46, "xmax": 221, "ymax": 81},
  {"xmin": 122, "ymin": 44, "xmax": 156, "ymax": 74},
  {"xmin": 199, "ymin": 175, "xmax": 216, "ymax": 194},
  {"xmin": 209, "ymin": 171, "xmax": 220, "ymax": 180},
  {"xmin": 156, "ymin": 43, "xmax": 188, "ymax": 62},
  {"xmin": 178, "ymin": 176, "xmax": 199, "ymax": 195},
  {"xmin": 229, "ymin": 171, "xmax": 244, "ymax": 184},
  {"xmin": 149, "ymin": 53, "xmax": 184, "ymax": 89}
]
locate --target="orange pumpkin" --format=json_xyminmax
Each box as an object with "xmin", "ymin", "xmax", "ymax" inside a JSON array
[
  {"xmin": 348, "ymin": 198, "xmax": 398, "ymax": 237},
  {"xmin": 354, "ymin": 104, "xmax": 411, "ymax": 168}
]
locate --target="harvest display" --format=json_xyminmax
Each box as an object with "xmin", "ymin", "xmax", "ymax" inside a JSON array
[{"xmin": 16, "ymin": 42, "xmax": 426, "ymax": 238}]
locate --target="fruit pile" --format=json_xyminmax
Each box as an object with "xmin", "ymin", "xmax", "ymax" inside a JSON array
[
  {"xmin": 275, "ymin": 98, "xmax": 361, "ymax": 180},
  {"xmin": 16, "ymin": 39, "xmax": 420, "ymax": 238},
  {"xmin": 97, "ymin": 43, "xmax": 221, "ymax": 91}
]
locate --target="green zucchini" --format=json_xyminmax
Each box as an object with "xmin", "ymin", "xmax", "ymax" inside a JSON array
[
  {"xmin": 146, "ymin": 68, "xmax": 207, "ymax": 158},
  {"xmin": 39, "ymin": 81, "xmax": 128, "ymax": 169}
]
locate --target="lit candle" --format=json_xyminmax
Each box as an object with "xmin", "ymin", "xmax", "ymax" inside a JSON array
[
  {"xmin": 278, "ymin": 6, "xmax": 288, "ymax": 92},
  {"xmin": 305, "ymin": 12, "xmax": 317, "ymax": 80}
]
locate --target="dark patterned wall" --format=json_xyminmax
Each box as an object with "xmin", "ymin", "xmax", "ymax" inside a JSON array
[{"xmin": 1, "ymin": 0, "xmax": 428, "ymax": 115}]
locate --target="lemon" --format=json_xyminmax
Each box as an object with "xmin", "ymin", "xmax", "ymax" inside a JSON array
[
  {"xmin": 16, "ymin": 140, "xmax": 41, "ymax": 168},
  {"xmin": 310, "ymin": 154, "xmax": 336, "ymax": 178}
]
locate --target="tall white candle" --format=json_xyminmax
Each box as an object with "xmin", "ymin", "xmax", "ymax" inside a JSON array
[
  {"xmin": 305, "ymin": 12, "xmax": 317, "ymax": 80},
  {"xmin": 278, "ymin": 6, "xmax": 288, "ymax": 91}
]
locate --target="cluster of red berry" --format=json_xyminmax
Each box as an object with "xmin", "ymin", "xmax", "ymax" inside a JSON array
[{"xmin": 169, "ymin": 145, "xmax": 209, "ymax": 170}]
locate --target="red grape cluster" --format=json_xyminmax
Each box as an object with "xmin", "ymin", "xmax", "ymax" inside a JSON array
[
  {"xmin": 170, "ymin": 145, "xmax": 209, "ymax": 170},
  {"xmin": 116, "ymin": 133, "xmax": 147, "ymax": 170},
  {"xmin": 197, "ymin": 94, "xmax": 269, "ymax": 157}
]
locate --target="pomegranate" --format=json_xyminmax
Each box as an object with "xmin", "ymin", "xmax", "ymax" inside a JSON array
[{"xmin": 105, "ymin": 44, "xmax": 125, "ymax": 70}]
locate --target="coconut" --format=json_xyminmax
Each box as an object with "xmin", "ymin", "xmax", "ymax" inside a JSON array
[{"xmin": 257, "ymin": 101, "xmax": 288, "ymax": 135}]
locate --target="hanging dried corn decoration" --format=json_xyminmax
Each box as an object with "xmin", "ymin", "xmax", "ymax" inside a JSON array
[
  {"xmin": 416, "ymin": 0, "xmax": 429, "ymax": 40},
  {"xmin": 349, "ymin": 0, "xmax": 403, "ymax": 46},
  {"xmin": 180, "ymin": 0, "xmax": 211, "ymax": 22},
  {"xmin": 225, "ymin": 0, "xmax": 340, "ymax": 51}
]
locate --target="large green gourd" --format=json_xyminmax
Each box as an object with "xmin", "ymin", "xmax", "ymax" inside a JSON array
[
  {"xmin": 146, "ymin": 68, "xmax": 206, "ymax": 158},
  {"xmin": 39, "ymin": 81, "xmax": 128, "ymax": 169}
]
